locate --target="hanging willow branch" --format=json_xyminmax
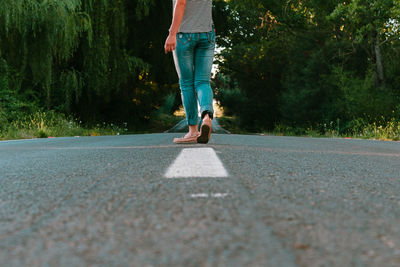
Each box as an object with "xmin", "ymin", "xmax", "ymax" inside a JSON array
[{"xmin": 0, "ymin": 0, "xmax": 170, "ymax": 121}]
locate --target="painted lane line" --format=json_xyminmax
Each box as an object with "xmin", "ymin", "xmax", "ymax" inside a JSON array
[
  {"xmin": 190, "ymin": 193, "xmax": 229, "ymax": 199},
  {"xmin": 212, "ymin": 193, "xmax": 229, "ymax": 198},
  {"xmin": 165, "ymin": 147, "xmax": 228, "ymax": 178}
]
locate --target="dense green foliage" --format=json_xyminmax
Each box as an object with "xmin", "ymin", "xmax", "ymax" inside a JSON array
[
  {"xmin": 0, "ymin": 0, "xmax": 399, "ymax": 137},
  {"xmin": 215, "ymin": 0, "xmax": 400, "ymax": 133},
  {"xmin": 0, "ymin": 0, "xmax": 177, "ymax": 127}
]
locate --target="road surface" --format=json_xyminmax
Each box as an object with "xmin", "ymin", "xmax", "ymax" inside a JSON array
[{"xmin": 1, "ymin": 134, "xmax": 400, "ymax": 266}]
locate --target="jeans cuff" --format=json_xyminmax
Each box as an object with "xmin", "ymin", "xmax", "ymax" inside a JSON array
[{"xmin": 187, "ymin": 118, "xmax": 198, "ymax": 126}]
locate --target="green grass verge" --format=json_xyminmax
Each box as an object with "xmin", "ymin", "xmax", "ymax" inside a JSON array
[
  {"xmin": 218, "ymin": 116, "xmax": 400, "ymax": 141},
  {"xmin": 0, "ymin": 111, "xmax": 184, "ymax": 141},
  {"xmin": 3, "ymin": 112, "xmax": 399, "ymax": 142}
]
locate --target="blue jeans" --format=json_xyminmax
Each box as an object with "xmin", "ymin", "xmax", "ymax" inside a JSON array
[{"xmin": 173, "ymin": 29, "xmax": 215, "ymax": 126}]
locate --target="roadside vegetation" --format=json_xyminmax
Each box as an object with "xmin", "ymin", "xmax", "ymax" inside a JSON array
[
  {"xmin": 0, "ymin": 89, "xmax": 181, "ymax": 140},
  {"xmin": 1, "ymin": 1, "xmax": 400, "ymax": 141},
  {"xmin": 0, "ymin": 110, "xmax": 182, "ymax": 141},
  {"xmin": 219, "ymin": 116, "xmax": 400, "ymax": 141},
  {"xmin": 213, "ymin": 0, "xmax": 400, "ymax": 141}
]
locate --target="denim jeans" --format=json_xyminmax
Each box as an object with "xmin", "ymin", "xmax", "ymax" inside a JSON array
[{"xmin": 173, "ymin": 29, "xmax": 215, "ymax": 126}]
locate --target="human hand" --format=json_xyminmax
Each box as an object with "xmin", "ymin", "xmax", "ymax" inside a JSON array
[{"xmin": 164, "ymin": 34, "xmax": 177, "ymax": 54}]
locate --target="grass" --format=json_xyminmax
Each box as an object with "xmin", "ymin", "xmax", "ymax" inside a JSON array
[
  {"xmin": 218, "ymin": 116, "xmax": 400, "ymax": 141},
  {"xmin": 0, "ymin": 111, "xmax": 183, "ymax": 141},
  {"xmin": 2, "ymin": 110, "xmax": 399, "ymax": 142},
  {"xmin": 345, "ymin": 118, "xmax": 400, "ymax": 141}
]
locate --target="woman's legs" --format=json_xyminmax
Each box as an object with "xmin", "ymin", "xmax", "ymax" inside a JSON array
[
  {"xmin": 194, "ymin": 31, "xmax": 215, "ymax": 120},
  {"xmin": 194, "ymin": 31, "xmax": 215, "ymax": 143},
  {"xmin": 173, "ymin": 33, "xmax": 198, "ymax": 132},
  {"xmin": 173, "ymin": 31, "xmax": 215, "ymax": 142}
]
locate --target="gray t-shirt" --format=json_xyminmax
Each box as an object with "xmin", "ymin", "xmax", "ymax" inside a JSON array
[{"xmin": 172, "ymin": 0, "xmax": 213, "ymax": 33}]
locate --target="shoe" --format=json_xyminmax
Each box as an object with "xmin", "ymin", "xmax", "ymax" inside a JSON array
[
  {"xmin": 173, "ymin": 133, "xmax": 199, "ymax": 144},
  {"xmin": 197, "ymin": 118, "xmax": 212, "ymax": 144}
]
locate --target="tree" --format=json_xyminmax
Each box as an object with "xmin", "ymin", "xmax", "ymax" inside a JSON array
[
  {"xmin": 0, "ymin": 0, "xmax": 91, "ymax": 109},
  {"xmin": 215, "ymin": 0, "xmax": 291, "ymax": 130},
  {"xmin": 0, "ymin": 0, "xmax": 178, "ymax": 125},
  {"xmin": 215, "ymin": 0, "xmax": 400, "ymax": 130},
  {"xmin": 328, "ymin": 0, "xmax": 399, "ymax": 87}
]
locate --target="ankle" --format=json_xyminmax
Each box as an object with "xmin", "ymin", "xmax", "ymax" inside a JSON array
[
  {"xmin": 188, "ymin": 126, "xmax": 198, "ymax": 135},
  {"xmin": 203, "ymin": 114, "xmax": 211, "ymax": 121},
  {"xmin": 201, "ymin": 111, "xmax": 213, "ymax": 120}
]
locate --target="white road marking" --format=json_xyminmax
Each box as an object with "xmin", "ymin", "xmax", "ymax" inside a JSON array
[
  {"xmin": 190, "ymin": 193, "xmax": 229, "ymax": 199},
  {"xmin": 212, "ymin": 193, "xmax": 229, "ymax": 198},
  {"xmin": 165, "ymin": 147, "xmax": 228, "ymax": 178}
]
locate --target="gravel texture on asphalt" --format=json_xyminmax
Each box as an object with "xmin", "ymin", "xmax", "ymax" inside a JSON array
[{"xmin": 0, "ymin": 134, "xmax": 399, "ymax": 266}]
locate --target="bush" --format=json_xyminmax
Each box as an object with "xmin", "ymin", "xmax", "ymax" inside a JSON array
[
  {"xmin": 0, "ymin": 110, "xmax": 129, "ymax": 140},
  {"xmin": 352, "ymin": 117, "xmax": 400, "ymax": 141},
  {"xmin": 0, "ymin": 110, "xmax": 8, "ymax": 131},
  {"xmin": 330, "ymin": 67, "xmax": 396, "ymax": 122},
  {"xmin": 215, "ymin": 87, "xmax": 246, "ymax": 117}
]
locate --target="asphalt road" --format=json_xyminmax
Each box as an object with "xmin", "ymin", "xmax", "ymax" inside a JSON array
[{"xmin": 1, "ymin": 134, "xmax": 400, "ymax": 266}]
